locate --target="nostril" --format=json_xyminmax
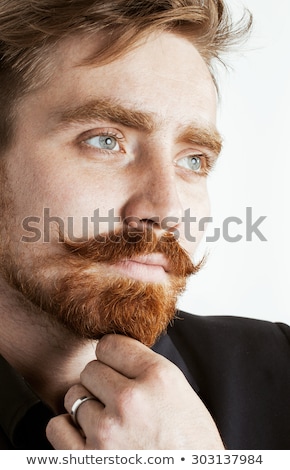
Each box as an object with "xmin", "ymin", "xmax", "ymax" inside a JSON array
[
  {"xmin": 125, "ymin": 216, "xmax": 160, "ymax": 230},
  {"xmin": 160, "ymin": 216, "xmax": 180, "ymax": 231}
]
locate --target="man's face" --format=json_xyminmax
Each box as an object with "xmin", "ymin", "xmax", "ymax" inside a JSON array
[{"xmin": 0, "ymin": 32, "xmax": 220, "ymax": 346}]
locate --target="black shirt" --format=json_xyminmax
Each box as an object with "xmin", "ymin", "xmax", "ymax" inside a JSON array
[
  {"xmin": 1, "ymin": 312, "xmax": 290, "ymax": 449},
  {"xmin": 0, "ymin": 354, "xmax": 54, "ymax": 449}
]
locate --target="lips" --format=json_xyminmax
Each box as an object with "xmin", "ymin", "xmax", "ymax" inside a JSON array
[
  {"xmin": 127, "ymin": 253, "xmax": 170, "ymax": 271},
  {"xmin": 112, "ymin": 253, "xmax": 171, "ymax": 283}
]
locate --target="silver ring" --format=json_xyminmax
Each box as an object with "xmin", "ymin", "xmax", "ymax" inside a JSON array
[{"xmin": 70, "ymin": 396, "xmax": 97, "ymax": 427}]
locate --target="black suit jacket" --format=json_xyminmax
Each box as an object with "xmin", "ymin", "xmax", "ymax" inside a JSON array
[
  {"xmin": 1, "ymin": 311, "xmax": 290, "ymax": 449},
  {"xmin": 154, "ymin": 312, "xmax": 290, "ymax": 449}
]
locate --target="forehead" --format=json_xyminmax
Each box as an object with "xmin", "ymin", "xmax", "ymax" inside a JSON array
[
  {"xmin": 44, "ymin": 31, "xmax": 217, "ymax": 124},
  {"xmin": 13, "ymin": 31, "xmax": 218, "ymax": 149}
]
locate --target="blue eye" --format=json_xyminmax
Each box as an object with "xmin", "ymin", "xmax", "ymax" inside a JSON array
[
  {"xmin": 177, "ymin": 155, "xmax": 202, "ymax": 172},
  {"xmin": 85, "ymin": 135, "xmax": 120, "ymax": 151},
  {"xmin": 188, "ymin": 156, "xmax": 202, "ymax": 171}
]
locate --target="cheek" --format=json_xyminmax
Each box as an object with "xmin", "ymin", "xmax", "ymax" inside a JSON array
[
  {"xmin": 38, "ymin": 190, "xmax": 111, "ymax": 243},
  {"xmin": 179, "ymin": 181, "xmax": 210, "ymax": 255},
  {"xmin": 6, "ymin": 154, "xmax": 126, "ymax": 243},
  {"xmin": 37, "ymin": 171, "xmax": 130, "ymax": 240}
]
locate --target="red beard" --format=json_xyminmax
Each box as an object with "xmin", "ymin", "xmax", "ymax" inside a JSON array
[{"xmin": 8, "ymin": 226, "xmax": 203, "ymax": 347}]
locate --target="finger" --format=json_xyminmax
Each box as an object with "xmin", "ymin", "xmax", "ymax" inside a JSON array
[
  {"xmin": 80, "ymin": 360, "xmax": 133, "ymax": 408},
  {"xmin": 64, "ymin": 383, "xmax": 97, "ymax": 412},
  {"xmin": 46, "ymin": 414, "xmax": 85, "ymax": 450},
  {"xmin": 64, "ymin": 383, "xmax": 105, "ymax": 432},
  {"xmin": 96, "ymin": 334, "xmax": 163, "ymax": 378}
]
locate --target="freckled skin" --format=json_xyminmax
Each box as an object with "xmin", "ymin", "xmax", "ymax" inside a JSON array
[{"xmin": 1, "ymin": 32, "xmax": 224, "ymax": 450}]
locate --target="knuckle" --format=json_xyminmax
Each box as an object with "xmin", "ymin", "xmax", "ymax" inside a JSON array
[
  {"xmin": 98, "ymin": 416, "xmax": 114, "ymax": 442},
  {"xmin": 96, "ymin": 334, "xmax": 135, "ymax": 359},
  {"xmin": 64, "ymin": 383, "xmax": 86, "ymax": 409},
  {"xmin": 46, "ymin": 414, "xmax": 66, "ymax": 439},
  {"xmin": 96, "ymin": 334, "xmax": 121, "ymax": 361},
  {"xmin": 91, "ymin": 415, "xmax": 117, "ymax": 449},
  {"xmin": 80, "ymin": 359, "xmax": 97, "ymax": 380},
  {"xmin": 46, "ymin": 416, "xmax": 58, "ymax": 436},
  {"xmin": 97, "ymin": 334, "xmax": 115, "ymax": 357},
  {"xmin": 116, "ymin": 383, "xmax": 143, "ymax": 415},
  {"xmin": 149, "ymin": 359, "xmax": 178, "ymax": 384}
]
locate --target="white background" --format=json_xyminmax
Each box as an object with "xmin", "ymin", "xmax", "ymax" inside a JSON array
[{"xmin": 178, "ymin": 0, "xmax": 289, "ymax": 323}]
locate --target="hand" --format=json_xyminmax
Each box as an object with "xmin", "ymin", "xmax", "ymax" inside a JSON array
[{"xmin": 46, "ymin": 334, "xmax": 224, "ymax": 449}]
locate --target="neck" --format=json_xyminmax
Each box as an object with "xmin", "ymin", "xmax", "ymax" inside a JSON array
[{"xmin": 0, "ymin": 278, "xmax": 97, "ymax": 413}]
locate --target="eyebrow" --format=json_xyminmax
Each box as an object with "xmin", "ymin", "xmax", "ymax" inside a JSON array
[
  {"xmin": 178, "ymin": 126, "xmax": 223, "ymax": 155},
  {"xmin": 56, "ymin": 99, "xmax": 155, "ymax": 133},
  {"xmin": 55, "ymin": 98, "xmax": 222, "ymax": 155}
]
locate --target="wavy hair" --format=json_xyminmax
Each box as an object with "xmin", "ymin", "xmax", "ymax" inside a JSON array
[{"xmin": 0, "ymin": 0, "xmax": 252, "ymax": 150}]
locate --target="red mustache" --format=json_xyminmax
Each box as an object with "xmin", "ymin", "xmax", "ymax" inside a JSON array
[{"xmin": 63, "ymin": 226, "xmax": 202, "ymax": 278}]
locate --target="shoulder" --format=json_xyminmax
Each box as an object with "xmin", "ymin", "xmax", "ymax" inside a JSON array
[
  {"xmin": 171, "ymin": 310, "xmax": 290, "ymax": 353},
  {"xmin": 168, "ymin": 311, "xmax": 290, "ymax": 398}
]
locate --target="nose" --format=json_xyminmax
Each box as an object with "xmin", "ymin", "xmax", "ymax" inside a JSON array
[{"xmin": 121, "ymin": 159, "xmax": 183, "ymax": 234}]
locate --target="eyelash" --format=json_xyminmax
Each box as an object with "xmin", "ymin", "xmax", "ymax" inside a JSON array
[
  {"xmin": 80, "ymin": 130, "xmax": 125, "ymax": 153},
  {"xmin": 200, "ymin": 155, "xmax": 216, "ymax": 176},
  {"xmin": 78, "ymin": 129, "xmax": 216, "ymax": 176},
  {"xmin": 177, "ymin": 154, "xmax": 215, "ymax": 178}
]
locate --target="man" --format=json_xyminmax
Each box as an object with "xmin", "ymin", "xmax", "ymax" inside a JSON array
[{"xmin": 0, "ymin": 0, "xmax": 289, "ymax": 450}]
